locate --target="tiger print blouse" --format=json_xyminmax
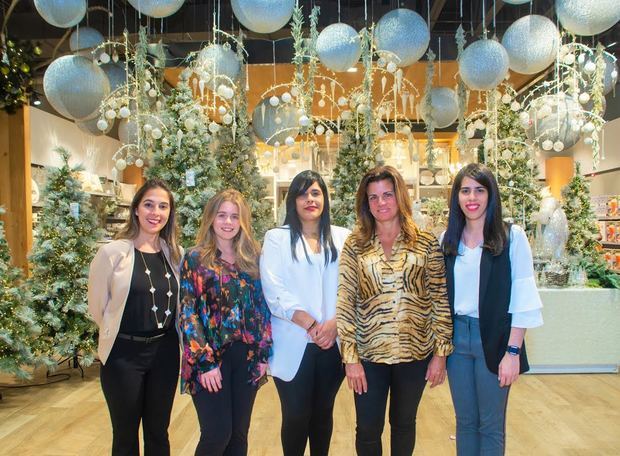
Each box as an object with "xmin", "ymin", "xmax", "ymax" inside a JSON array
[{"xmin": 336, "ymin": 228, "xmax": 453, "ymax": 364}]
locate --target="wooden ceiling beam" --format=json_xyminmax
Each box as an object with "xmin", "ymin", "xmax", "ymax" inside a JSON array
[{"xmin": 429, "ymin": 0, "xmax": 448, "ymax": 31}]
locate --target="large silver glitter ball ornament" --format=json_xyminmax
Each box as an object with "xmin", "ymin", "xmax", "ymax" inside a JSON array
[
  {"xmin": 34, "ymin": 0, "xmax": 86, "ymax": 28},
  {"xmin": 556, "ymin": 0, "xmax": 620, "ymax": 36},
  {"xmin": 76, "ymin": 112, "xmax": 112, "ymax": 136},
  {"xmin": 44, "ymin": 55, "xmax": 110, "ymax": 121},
  {"xmin": 118, "ymin": 118, "xmax": 139, "ymax": 145},
  {"xmin": 420, "ymin": 87, "xmax": 459, "ymax": 129},
  {"xmin": 316, "ymin": 23, "xmax": 361, "ymax": 72},
  {"xmin": 101, "ymin": 62, "xmax": 127, "ymax": 93},
  {"xmin": 70, "ymin": 27, "xmax": 104, "ymax": 54},
  {"xmin": 231, "ymin": 0, "xmax": 295, "ymax": 34},
  {"xmin": 501, "ymin": 15, "xmax": 560, "ymax": 75},
  {"xmin": 127, "ymin": 0, "xmax": 185, "ymax": 19},
  {"xmin": 459, "ymin": 39, "xmax": 509, "ymax": 91},
  {"xmin": 196, "ymin": 44, "xmax": 241, "ymax": 91},
  {"xmin": 375, "ymin": 8, "xmax": 430, "ymax": 67},
  {"xmin": 252, "ymin": 98, "xmax": 299, "ymax": 146},
  {"xmin": 503, "ymin": 0, "xmax": 531, "ymax": 4},
  {"xmin": 526, "ymin": 93, "xmax": 584, "ymax": 154}
]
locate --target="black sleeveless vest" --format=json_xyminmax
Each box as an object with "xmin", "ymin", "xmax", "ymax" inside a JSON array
[{"xmin": 444, "ymin": 234, "xmax": 529, "ymax": 375}]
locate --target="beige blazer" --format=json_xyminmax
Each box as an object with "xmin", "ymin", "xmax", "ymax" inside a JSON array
[{"xmin": 87, "ymin": 238, "xmax": 182, "ymax": 364}]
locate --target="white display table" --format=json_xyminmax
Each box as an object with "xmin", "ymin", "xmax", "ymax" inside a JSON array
[{"xmin": 525, "ymin": 288, "xmax": 620, "ymax": 373}]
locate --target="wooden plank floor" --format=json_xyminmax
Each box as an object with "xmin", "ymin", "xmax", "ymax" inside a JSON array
[{"xmin": 1, "ymin": 365, "xmax": 619, "ymax": 455}]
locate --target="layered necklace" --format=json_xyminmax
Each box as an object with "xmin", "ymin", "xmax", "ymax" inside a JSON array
[{"xmin": 138, "ymin": 250, "xmax": 173, "ymax": 329}]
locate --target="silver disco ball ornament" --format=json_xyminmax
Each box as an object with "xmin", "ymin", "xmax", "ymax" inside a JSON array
[
  {"xmin": 34, "ymin": 0, "xmax": 86, "ymax": 28},
  {"xmin": 375, "ymin": 8, "xmax": 430, "ymax": 67},
  {"xmin": 70, "ymin": 27, "xmax": 104, "ymax": 54},
  {"xmin": 459, "ymin": 39, "xmax": 509, "ymax": 90},
  {"xmin": 501, "ymin": 15, "xmax": 560, "ymax": 75},
  {"xmin": 196, "ymin": 44, "xmax": 241, "ymax": 91},
  {"xmin": 101, "ymin": 62, "xmax": 127, "ymax": 93},
  {"xmin": 44, "ymin": 55, "xmax": 110, "ymax": 121},
  {"xmin": 118, "ymin": 118, "xmax": 139, "ymax": 145},
  {"xmin": 252, "ymin": 98, "xmax": 300, "ymax": 146},
  {"xmin": 504, "ymin": 0, "xmax": 531, "ymax": 4},
  {"xmin": 76, "ymin": 112, "xmax": 112, "ymax": 136},
  {"xmin": 526, "ymin": 93, "xmax": 584, "ymax": 154},
  {"xmin": 316, "ymin": 23, "xmax": 362, "ymax": 72},
  {"xmin": 420, "ymin": 87, "xmax": 459, "ymax": 129},
  {"xmin": 127, "ymin": 0, "xmax": 185, "ymax": 19},
  {"xmin": 556, "ymin": 0, "xmax": 620, "ymax": 36},
  {"xmin": 231, "ymin": 0, "xmax": 295, "ymax": 34}
]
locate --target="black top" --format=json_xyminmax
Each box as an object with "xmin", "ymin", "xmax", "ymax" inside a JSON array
[{"xmin": 119, "ymin": 249, "xmax": 178, "ymax": 336}]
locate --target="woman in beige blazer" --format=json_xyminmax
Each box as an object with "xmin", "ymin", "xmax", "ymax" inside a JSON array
[{"xmin": 88, "ymin": 179, "xmax": 182, "ymax": 456}]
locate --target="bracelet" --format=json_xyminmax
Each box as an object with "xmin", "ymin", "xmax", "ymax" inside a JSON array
[{"xmin": 306, "ymin": 320, "xmax": 317, "ymax": 332}]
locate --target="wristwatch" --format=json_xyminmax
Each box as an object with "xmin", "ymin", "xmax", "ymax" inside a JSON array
[{"xmin": 506, "ymin": 345, "xmax": 521, "ymax": 356}]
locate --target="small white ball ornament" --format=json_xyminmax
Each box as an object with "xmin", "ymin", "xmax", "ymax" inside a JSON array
[
  {"xmin": 510, "ymin": 101, "xmax": 521, "ymax": 111},
  {"xmin": 274, "ymin": 116, "xmax": 282, "ymax": 125},
  {"xmin": 578, "ymin": 93, "xmax": 591, "ymax": 105},
  {"xmin": 553, "ymin": 141, "xmax": 565, "ymax": 152},
  {"xmin": 274, "ymin": 141, "xmax": 281, "ymax": 148},
  {"xmin": 184, "ymin": 118, "xmax": 196, "ymax": 130},
  {"xmin": 105, "ymin": 109, "xmax": 116, "ymax": 120},
  {"xmin": 584, "ymin": 137, "xmax": 594, "ymax": 145},
  {"xmin": 315, "ymin": 125, "xmax": 325, "ymax": 135},
  {"xmin": 501, "ymin": 94, "xmax": 512, "ymax": 104},
  {"xmin": 115, "ymin": 159, "xmax": 127, "ymax": 170},
  {"xmin": 338, "ymin": 96, "xmax": 348, "ymax": 106},
  {"xmin": 97, "ymin": 119, "xmax": 109, "ymax": 131},
  {"xmin": 223, "ymin": 113, "xmax": 233, "ymax": 125},
  {"xmin": 386, "ymin": 61, "xmax": 398, "ymax": 73},
  {"xmin": 281, "ymin": 92, "xmax": 292, "ymax": 103},
  {"xmin": 474, "ymin": 119, "xmax": 486, "ymax": 130},
  {"xmin": 208, "ymin": 121, "xmax": 220, "ymax": 133},
  {"xmin": 285, "ymin": 136, "xmax": 295, "ymax": 147},
  {"xmin": 298, "ymin": 115, "xmax": 310, "ymax": 127},
  {"xmin": 563, "ymin": 53, "xmax": 575, "ymax": 65},
  {"xmin": 143, "ymin": 123, "xmax": 153, "ymax": 132},
  {"xmin": 582, "ymin": 122, "xmax": 595, "ymax": 133},
  {"xmin": 318, "ymin": 99, "xmax": 326, "ymax": 108},
  {"xmin": 135, "ymin": 158, "xmax": 144, "ymax": 168},
  {"xmin": 100, "ymin": 52, "xmax": 111, "ymax": 64},
  {"xmin": 542, "ymin": 139, "xmax": 554, "ymax": 151},
  {"xmin": 269, "ymin": 96, "xmax": 280, "ymax": 107},
  {"xmin": 119, "ymin": 106, "xmax": 131, "ymax": 118},
  {"xmin": 583, "ymin": 61, "xmax": 596, "ymax": 74},
  {"xmin": 151, "ymin": 128, "xmax": 162, "ymax": 139},
  {"xmin": 218, "ymin": 106, "xmax": 227, "ymax": 115}
]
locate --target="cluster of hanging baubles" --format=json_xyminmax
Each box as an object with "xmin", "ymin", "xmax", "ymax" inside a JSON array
[{"xmin": 37, "ymin": 0, "xmax": 620, "ymax": 155}]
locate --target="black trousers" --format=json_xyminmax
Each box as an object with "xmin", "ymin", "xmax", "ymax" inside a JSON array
[
  {"xmin": 100, "ymin": 330, "xmax": 180, "ymax": 456},
  {"xmin": 191, "ymin": 342, "xmax": 259, "ymax": 456},
  {"xmin": 273, "ymin": 343, "xmax": 344, "ymax": 456},
  {"xmin": 354, "ymin": 357, "xmax": 431, "ymax": 456}
]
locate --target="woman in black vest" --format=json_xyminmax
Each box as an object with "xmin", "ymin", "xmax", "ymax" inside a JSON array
[{"xmin": 441, "ymin": 163, "xmax": 543, "ymax": 456}]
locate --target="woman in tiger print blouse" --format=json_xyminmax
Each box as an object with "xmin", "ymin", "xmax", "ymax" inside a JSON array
[{"xmin": 336, "ymin": 165, "xmax": 453, "ymax": 456}]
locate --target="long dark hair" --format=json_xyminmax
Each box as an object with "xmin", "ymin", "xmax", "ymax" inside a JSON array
[
  {"xmin": 283, "ymin": 170, "xmax": 338, "ymax": 265},
  {"xmin": 442, "ymin": 163, "xmax": 507, "ymax": 257},
  {"xmin": 354, "ymin": 165, "xmax": 418, "ymax": 246},
  {"xmin": 116, "ymin": 179, "xmax": 181, "ymax": 265}
]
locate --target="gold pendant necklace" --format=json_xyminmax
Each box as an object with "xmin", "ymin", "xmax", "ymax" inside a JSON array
[{"xmin": 138, "ymin": 250, "xmax": 173, "ymax": 329}]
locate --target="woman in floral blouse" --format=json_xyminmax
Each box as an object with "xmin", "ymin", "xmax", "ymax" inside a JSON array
[{"xmin": 179, "ymin": 189, "xmax": 272, "ymax": 456}]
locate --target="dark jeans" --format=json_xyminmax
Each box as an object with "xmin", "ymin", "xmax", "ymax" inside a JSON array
[
  {"xmin": 273, "ymin": 343, "xmax": 344, "ymax": 456},
  {"xmin": 192, "ymin": 342, "xmax": 259, "ymax": 456},
  {"xmin": 100, "ymin": 330, "xmax": 180, "ymax": 456},
  {"xmin": 354, "ymin": 357, "xmax": 431, "ymax": 456}
]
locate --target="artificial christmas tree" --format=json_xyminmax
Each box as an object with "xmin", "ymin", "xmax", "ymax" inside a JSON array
[
  {"xmin": 561, "ymin": 162, "xmax": 601, "ymax": 262},
  {"xmin": 28, "ymin": 148, "xmax": 101, "ymax": 367},
  {"xmin": 146, "ymin": 75, "xmax": 221, "ymax": 248},
  {"xmin": 0, "ymin": 207, "xmax": 38, "ymax": 379}
]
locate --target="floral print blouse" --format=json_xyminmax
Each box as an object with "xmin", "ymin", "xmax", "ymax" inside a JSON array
[{"xmin": 179, "ymin": 249, "xmax": 273, "ymax": 395}]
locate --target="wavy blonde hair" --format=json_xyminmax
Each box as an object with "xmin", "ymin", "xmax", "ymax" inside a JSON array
[
  {"xmin": 354, "ymin": 165, "xmax": 418, "ymax": 246},
  {"xmin": 194, "ymin": 189, "xmax": 261, "ymax": 278}
]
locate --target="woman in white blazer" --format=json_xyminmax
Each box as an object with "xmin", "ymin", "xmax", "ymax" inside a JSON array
[
  {"xmin": 261, "ymin": 170, "xmax": 350, "ymax": 456},
  {"xmin": 88, "ymin": 179, "xmax": 182, "ymax": 456}
]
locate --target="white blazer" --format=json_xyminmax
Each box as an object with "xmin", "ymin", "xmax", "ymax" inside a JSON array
[{"xmin": 260, "ymin": 225, "xmax": 351, "ymax": 381}]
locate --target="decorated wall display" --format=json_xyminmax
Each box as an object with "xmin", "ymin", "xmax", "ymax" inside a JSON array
[
  {"xmin": 231, "ymin": 0, "xmax": 296, "ymax": 34},
  {"xmin": 43, "ymin": 55, "xmax": 111, "ymax": 120},
  {"xmin": 34, "ymin": 0, "xmax": 86, "ymax": 28},
  {"xmin": 316, "ymin": 23, "xmax": 362, "ymax": 73},
  {"xmin": 127, "ymin": 0, "xmax": 185, "ymax": 19},
  {"xmin": 375, "ymin": 8, "xmax": 430, "ymax": 67},
  {"xmin": 459, "ymin": 38, "xmax": 509, "ymax": 91},
  {"xmin": 501, "ymin": 15, "xmax": 560, "ymax": 75},
  {"xmin": 555, "ymin": 0, "xmax": 620, "ymax": 36}
]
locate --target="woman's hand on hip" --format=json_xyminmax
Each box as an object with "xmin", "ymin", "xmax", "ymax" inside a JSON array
[
  {"xmin": 498, "ymin": 353, "xmax": 520, "ymax": 387},
  {"xmin": 199, "ymin": 367, "xmax": 222, "ymax": 393},
  {"xmin": 312, "ymin": 318, "xmax": 337, "ymax": 350},
  {"xmin": 425, "ymin": 355, "xmax": 447, "ymax": 388},
  {"xmin": 345, "ymin": 362, "xmax": 367, "ymax": 395}
]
